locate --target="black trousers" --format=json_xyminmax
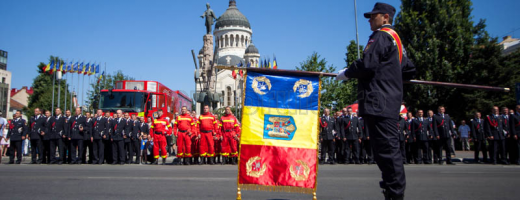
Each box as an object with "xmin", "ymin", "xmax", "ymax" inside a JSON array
[
  {"xmin": 399, "ymin": 140, "xmax": 406, "ymax": 163},
  {"xmin": 365, "ymin": 116, "xmax": 405, "ymax": 196},
  {"xmin": 42, "ymin": 140, "xmax": 51, "ymax": 163},
  {"xmin": 30, "ymin": 139, "xmax": 43, "ymax": 163},
  {"xmin": 490, "ymin": 139, "xmax": 507, "ymax": 164},
  {"xmin": 506, "ymin": 138, "xmax": 517, "ymax": 164},
  {"xmin": 320, "ymin": 139, "xmax": 334, "ymax": 163},
  {"xmin": 59, "ymin": 137, "xmax": 67, "ymax": 163},
  {"xmin": 416, "ymin": 141, "xmax": 430, "ymax": 163},
  {"xmin": 112, "ymin": 140, "xmax": 125, "ymax": 164},
  {"xmin": 130, "ymin": 139, "xmax": 140, "ymax": 163},
  {"xmin": 166, "ymin": 136, "xmax": 173, "ymax": 155},
  {"xmin": 82, "ymin": 139, "xmax": 93, "ymax": 163},
  {"xmin": 473, "ymin": 139, "xmax": 488, "ymax": 162},
  {"xmin": 334, "ymin": 139, "xmax": 344, "ymax": 163},
  {"xmin": 9, "ymin": 140, "xmax": 23, "ymax": 163},
  {"xmin": 70, "ymin": 139, "xmax": 84, "ymax": 163},
  {"xmin": 92, "ymin": 139, "xmax": 104, "ymax": 164},
  {"xmin": 437, "ymin": 138, "xmax": 452, "ymax": 163},
  {"xmin": 124, "ymin": 141, "xmax": 131, "ymax": 163},
  {"xmin": 430, "ymin": 140, "xmax": 438, "ymax": 162},
  {"xmin": 405, "ymin": 142, "xmax": 416, "ymax": 163},
  {"xmin": 361, "ymin": 139, "xmax": 374, "ymax": 163},
  {"xmin": 103, "ymin": 139, "xmax": 112, "ymax": 164},
  {"xmin": 344, "ymin": 140, "xmax": 360, "ymax": 163},
  {"xmin": 49, "ymin": 139, "xmax": 60, "ymax": 163}
]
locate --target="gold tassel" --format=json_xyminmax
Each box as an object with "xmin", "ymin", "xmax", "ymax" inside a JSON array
[
  {"xmin": 236, "ymin": 187, "xmax": 242, "ymax": 200},
  {"xmin": 239, "ymin": 184, "xmax": 315, "ymax": 194}
]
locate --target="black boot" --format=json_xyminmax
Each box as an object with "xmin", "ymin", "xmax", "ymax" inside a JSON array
[
  {"xmin": 232, "ymin": 157, "xmax": 237, "ymax": 165},
  {"xmin": 209, "ymin": 157, "xmax": 215, "ymax": 165},
  {"xmin": 216, "ymin": 156, "xmax": 221, "ymax": 164},
  {"xmin": 161, "ymin": 158, "xmax": 166, "ymax": 165},
  {"xmin": 184, "ymin": 158, "xmax": 190, "ymax": 165},
  {"xmin": 153, "ymin": 159, "xmax": 159, "ymax": 165},
  {"xmin": 222, "ymin": 157, "xmax": 227, "ymax": 165}
]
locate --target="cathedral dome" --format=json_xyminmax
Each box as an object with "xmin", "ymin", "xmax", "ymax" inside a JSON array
[
  {"xmin": 245, "ymin": 43, "xmax": 259, "ymax": 54},
  {"xmin": 215, "ymin": 0, "xmax": 251, "ymax": 30}
]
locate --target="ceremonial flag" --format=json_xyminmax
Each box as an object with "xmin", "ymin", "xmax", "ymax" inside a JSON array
[
  {"xmin": 255, "ymin": 62, "xmax": 259, "ymax": 68},
  {"xmin": 49, "ymin": 60, "xmax": 57, "ymax": 74},
  {"xmin": 264, "ymin": 59, "xmax": 268, "ymax": 69},
  {"xmin": 97, "ymin": 71, "xmax": 104, "ymax": 84},
  {"xmin": 273, "ymin": 56, "xmax": 278, "ymax": 69},
  {"xmin": 83, "ymin": 63, "xmax": 90, "ymax": 75},
  {"xmin": 88, "ymin": 63, "xmax": 95, "ymax": 76},
  {"xmin": 268, "ymin": 58, "xmax": 271, "ymax": 69},
  {"xmin": 95, "ymin": 64, "xmax": 100, "ymax": 74},
  {"xmin": 238, "ymin": 71, "xmax": 320, "ymax": 196},
  {"xmin": 58, "ymin": 61, "xmax": 64, "ymax": 72},
  {"xmin": 43, "ymin": 61, "xmax": 51, "ymax": 73},
  {"xmin": 232, "ymin": 64, "xmax": 238, "ymax": 79},
  {"xmin": 72, "ymin": 62, "xmax": 78, "ymax": 73},
  {"xmin": 77, "ymin": 62, "xmax": 84, "ymax": 74}
]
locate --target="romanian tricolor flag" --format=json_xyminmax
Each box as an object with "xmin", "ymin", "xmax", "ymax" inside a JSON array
[
  {"xmin": 77, "ymin": 62, "xmax": 84, "ymax": 74},
  {"xmin": 97, "ymin": 71, "xmax": 104, "ymax": 84},
  {"xmin": 238, "ymin": 71, "xmax": 320, "ymax": 196},
  {"xmin": 84, "ymin": 63, "xmax": 90, "ymax": 75},
  {"xmin": 43, "ymin": 61, "xmax": 52, "ymax": 73},
  {"xmin": 273, "ymin": 57, "xmax": 278, "ymax": 69},
  {"xmin": 71, "ymin": 62, "xmax": 78, "ymax": 73},
  {"xmin": 49, "ymin": 60, "xmax": 57, "ymax": 74}
]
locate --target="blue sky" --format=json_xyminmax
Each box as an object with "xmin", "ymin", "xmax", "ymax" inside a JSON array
[{"xmin": 1, "ymin": 0, "xmax": 519, "ymax": 104}]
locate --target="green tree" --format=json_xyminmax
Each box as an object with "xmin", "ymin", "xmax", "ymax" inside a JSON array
[
  {"xmin": 394, "ymin": 0, "xmax": 500, "ymax": 120},
  {"xmin": 85, "ymin": 70, "xmax": 135, "ymax": 113},
  {"xmin": 26, "ymin": 56, "xmax": 71, "ymax": 116}
]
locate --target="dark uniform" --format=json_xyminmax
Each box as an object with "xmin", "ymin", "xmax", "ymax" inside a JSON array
[
  {"xmin": 29, "ymin": 114, "xmax": 46, "ymax": 164},
  {"xmin": 92, "ymin": 116, "xmax": 108, "ymax": 164},
  {"xmin": 130, "ymin": 119, "xmax": 141, "ymax": 164},
  {"xmin": 412, "ymin": 117, "xmax": 432, "ymax": 164},
  {"xmin": 432, "ymin": 113, "xmax": 455, "ymax": 164},
  {"xmin": 335, "ymin": 115, "xmax": 346, "ymax": 163},
  {"xmin": 6, "ymin": 117, "xmax": 27, "ymax": 164},
  {"xmin": 405, "ymin": 118, "xmax": 416, "ymax": 164},
  {"xmin": 64, "ymin": 115, "xmax": 72, "ymax": 163},
  {"xmin": 112, "ymin": 117, "xmax": 126, "ymax": 164},
  {"xmin": 359, "ymin": 117, "xmax": 374, "ymax": 164},
  {"xmin": 398, "ymin": 117, "xmax": 407, "ymax": 163},
  {"xmin": 124, "ymin": 118, "xmax": 133, "ymax": 163},
  {"xmin": 484, "ymin": 114, "xmax": 507, "ymax": 164},
  {"xmin": 470, "ymin": 118, "xmax": 487, "ymax": 163},
  {"xmin": 502, "ymin": 114, "xmax": 513, "ymax": 163},
  {"xmin": 68, "ymin": 114, "xmax": 88, "ymax": 164},
  {"xmin": 338, "ymin": 3, "xmax": 416, "ymax": 198},
  {"xmin": 82, "ymin": 117, "xmax": 93, "ymax": 164},
  {"xmin": 320, "ymin": 115, "xmax": 337, "ymax": 164},
  {"xmin": 50, "ymin": 114, "xmax": 67, "ymax": 164},
  {"xmin": 510, "ymin": 112, "xmax": 520, "ymax": 164},
  {"xmin": 42, "ymin": 116, "xmax": 54, "ymax": 163},
  {"xmin": 104, "ymin": 117, "xmax": 114, "ymax": 164},
  {"xmin": 340, "ymin": 115, "xmax": 362, "ymax": 164}
]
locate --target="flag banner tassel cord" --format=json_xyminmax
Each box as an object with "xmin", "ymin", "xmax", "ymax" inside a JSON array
[
  {"xmin": 215, "ymin": 66, "xmax": 510, "ymax": 93},
  {"xmin": 239, "ymin": 184, "xmax": 316, "ymax": 194}
]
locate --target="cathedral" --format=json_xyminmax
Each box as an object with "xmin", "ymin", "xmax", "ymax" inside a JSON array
[{"xmin": 195, "ymin": 0, "xmax": 260, "ymax": 114}]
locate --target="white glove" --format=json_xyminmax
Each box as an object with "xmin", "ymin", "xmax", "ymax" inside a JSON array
[{"xmin": 336, "ymin": 68, "xmax": 349, "ymax": 81}]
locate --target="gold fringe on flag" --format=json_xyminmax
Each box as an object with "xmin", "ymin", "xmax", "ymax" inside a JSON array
[{"xmin": 239, "ymin": 184, "xmax": 315, "ymax": 194}]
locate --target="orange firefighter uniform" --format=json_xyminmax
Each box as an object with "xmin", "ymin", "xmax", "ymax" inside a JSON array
[
  {"xmin": 150, "ymin": 116, "xmax": 171, "ymax": 159},
  {"xmin": 198, "ymin": 112, "xmax": 218, "ymax": 157},
  {"xmin": 174, "ymin": 113, "xmax": 194, "ymax": 158},
  {"xmin": 220, "ymin": 114, "xmax": 240, "ymax": 158}
]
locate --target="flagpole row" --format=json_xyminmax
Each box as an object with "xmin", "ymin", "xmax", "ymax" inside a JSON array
[{"xmin": 51, "ymin": 71, "xmax": 55, "ymax": 116}]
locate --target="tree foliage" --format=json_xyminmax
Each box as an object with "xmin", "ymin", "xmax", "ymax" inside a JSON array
[
  {"xmin": 394, "ymin": 0, "xmax": 519, "ymax": 121},
  {"xmin": 26, "ymin": 56, "xmax": 70, "ymax": 116}
]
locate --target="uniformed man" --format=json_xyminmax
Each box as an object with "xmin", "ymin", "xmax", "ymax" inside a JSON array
[
  {"xmin": 68, "ymin": 107, "xmax": 89, "ymax": 164},
  {"xmin": 340, "ymin": 107, "xmax": 362, "ymax": 164},
  {"xmin": 42, "ymin": 110, "xmax": 53, "ymax": 164},
  {"xmin": 334, "ymin": 111, "xmax": 344, "ymax": 163},
  {"xmin": 50, "ymin": 108, "xmax": 67, "ymax": 164},
  {"xmin": 64, "ymin": 110, "xmax": 72, "ymax": 164},
  {"xmin": 220, "ymin": 106, "xmax": 240, "ymax": 165},
  {"xmin": 320, "ymin": 108, "xmax": 337, "ymax": 165},
  {"xmin": 103, "ymin": 111, "xmax": 114, "ymax": 164},
  {"xmin": 6, "ymin": 110, "xmax": 27, "ymax": 164},
  {"xmin": 81, "ymin": 112, "xmax": 93, "ymax": 164},
  {"xmin": 92, "ymin": 109, "xmax": 108, "ymax": 164},
  {"xmin": 405, "ymin": 112, "xmax": 416, "ymax": 164},
  {"xmin": 412, "ymin": 110, "xmax": 432, "ymax": 164},
  {"xmin": 485, "ymin": 106, "xmax": 508, "ymax": 165},
  {"xmin": 198, "ymin": 105, "xmax": 218, "ymax": 165},
  {"xmin": 123, "ymin": 112, "xmax": 132, "ymax": 164},
  {"xmin": 191, "ymin": 111, "xmax": 200, "ymax": 164},
  {"xmin": 130, "ymin": 114, "xmax": 141, "ymax": 164},
  {"xmin": 427, "ymin": 110, "xmax": 439, "ymax": 163},
  {"xmin": 502, "ymin": 107, "xmax": 513, "ymax": 163},
  {"xmin": 112, "ymin": 110, "xmax": 126, "ymax": 165},
  {"xmin": 471, "ymin": 112, "xmax": 488, "ymax": 163},
  {"xmin": 214, "ymin": 118, "xmax": 223, "ymax": 164},
  {"xmin": 150, "ymin": 110, "xmax": 170, "ymax": 165},
  {"xmin": 432, "ymin": 106, "xmax": 456, "ymax": 165},
  {"xmin": 174, "ymin": 106, "xmax": 195, "ymax": 165},
  {"xmin": 510, "ymin": 105, "xmax": 520, "ymax": 165},
  {"xmin": 29, "ymin": 108, "xmax": 46, "ymax": 164},
  {"xmin": 359, "ymin": 114, "xmax": 373, "ymax": 164},
  {"xmin": 335, "ymin": 2, "xmax": 416, "ymax": 199}
]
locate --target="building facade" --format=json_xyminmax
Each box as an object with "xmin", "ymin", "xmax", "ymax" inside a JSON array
[{"xmin": 0, "ymin": 50, "xmax": 11, "ymax": 118}]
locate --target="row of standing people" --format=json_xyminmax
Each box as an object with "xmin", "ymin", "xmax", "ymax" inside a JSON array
[{"xmin": 319, "ymin": 105, "xmax": 520, "ymax": 165}]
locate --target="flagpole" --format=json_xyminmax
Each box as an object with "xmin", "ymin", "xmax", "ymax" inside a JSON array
[
  {"xmin": 51, "ymin": 70, "xmax": 56, "ymax": 116},
  {"xmin": 82, "ymin": 73, "xmax": 85, "ymax": 114},
  {"xmin": 104, "ymin": 62, "xmax": 107, "ymax": 88},
  {"xmin": 354, "ymin": 0, "xmax": 361, "ymax": 59},
  {"xmin": 77, "ymin": 69, "xmax": 80, "ymax": 110},
  {"xmin": 57, "ymin": 72, "xmax": 61, "ymax": 112},
  {"xmin": 64, "ymin": 72, "xmax": 68, "ymax": 111}
]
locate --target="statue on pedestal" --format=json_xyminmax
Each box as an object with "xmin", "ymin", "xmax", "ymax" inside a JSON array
[{"xmin": 201, "ymin": 3, "xmax": 217, "ymax": 34}]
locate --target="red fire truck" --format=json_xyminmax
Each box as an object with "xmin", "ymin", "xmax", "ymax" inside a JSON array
[{"xmin": 99, "ymin": 80, "xmax": 192, "ymax": 122}]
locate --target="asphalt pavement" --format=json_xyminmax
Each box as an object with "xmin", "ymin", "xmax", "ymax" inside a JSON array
[{"xmin": 1, "ymin": 150, "xmax": 520, "ymax": 200}]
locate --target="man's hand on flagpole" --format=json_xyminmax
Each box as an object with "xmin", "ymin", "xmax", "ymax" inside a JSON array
[{"xmin": 336, "ymin": 68, "xmax": 349, "ymax": 81}]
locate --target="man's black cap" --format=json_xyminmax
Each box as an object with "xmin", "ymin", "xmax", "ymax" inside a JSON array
[{"xmin": 364, "ymin": 2, "xmax": 396, "ymax": 19}]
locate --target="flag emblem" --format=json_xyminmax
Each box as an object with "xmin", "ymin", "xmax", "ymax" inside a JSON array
[
  {"xmin": 252, "ymin": 76, "xmax": 271, "ymax": 95},
  {"xmin": 264, "ymin": 115, "xmax": 296, "ymax": 140},
  {"xmin": 293, "ymin": 79, "xmax": 314, "ymax": 98},
  {"xmin": 246, "ymin": 156, "xmax": 267, "ymax": 178}
]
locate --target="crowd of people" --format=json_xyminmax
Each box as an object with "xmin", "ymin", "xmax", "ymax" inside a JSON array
[
  {"xmin": 1, "ymin": 105, "xmax": 241, "ymax": 165},
  {"xmin": 319, "ymin": 105, "xmax": 520, "ymax": 166}
]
